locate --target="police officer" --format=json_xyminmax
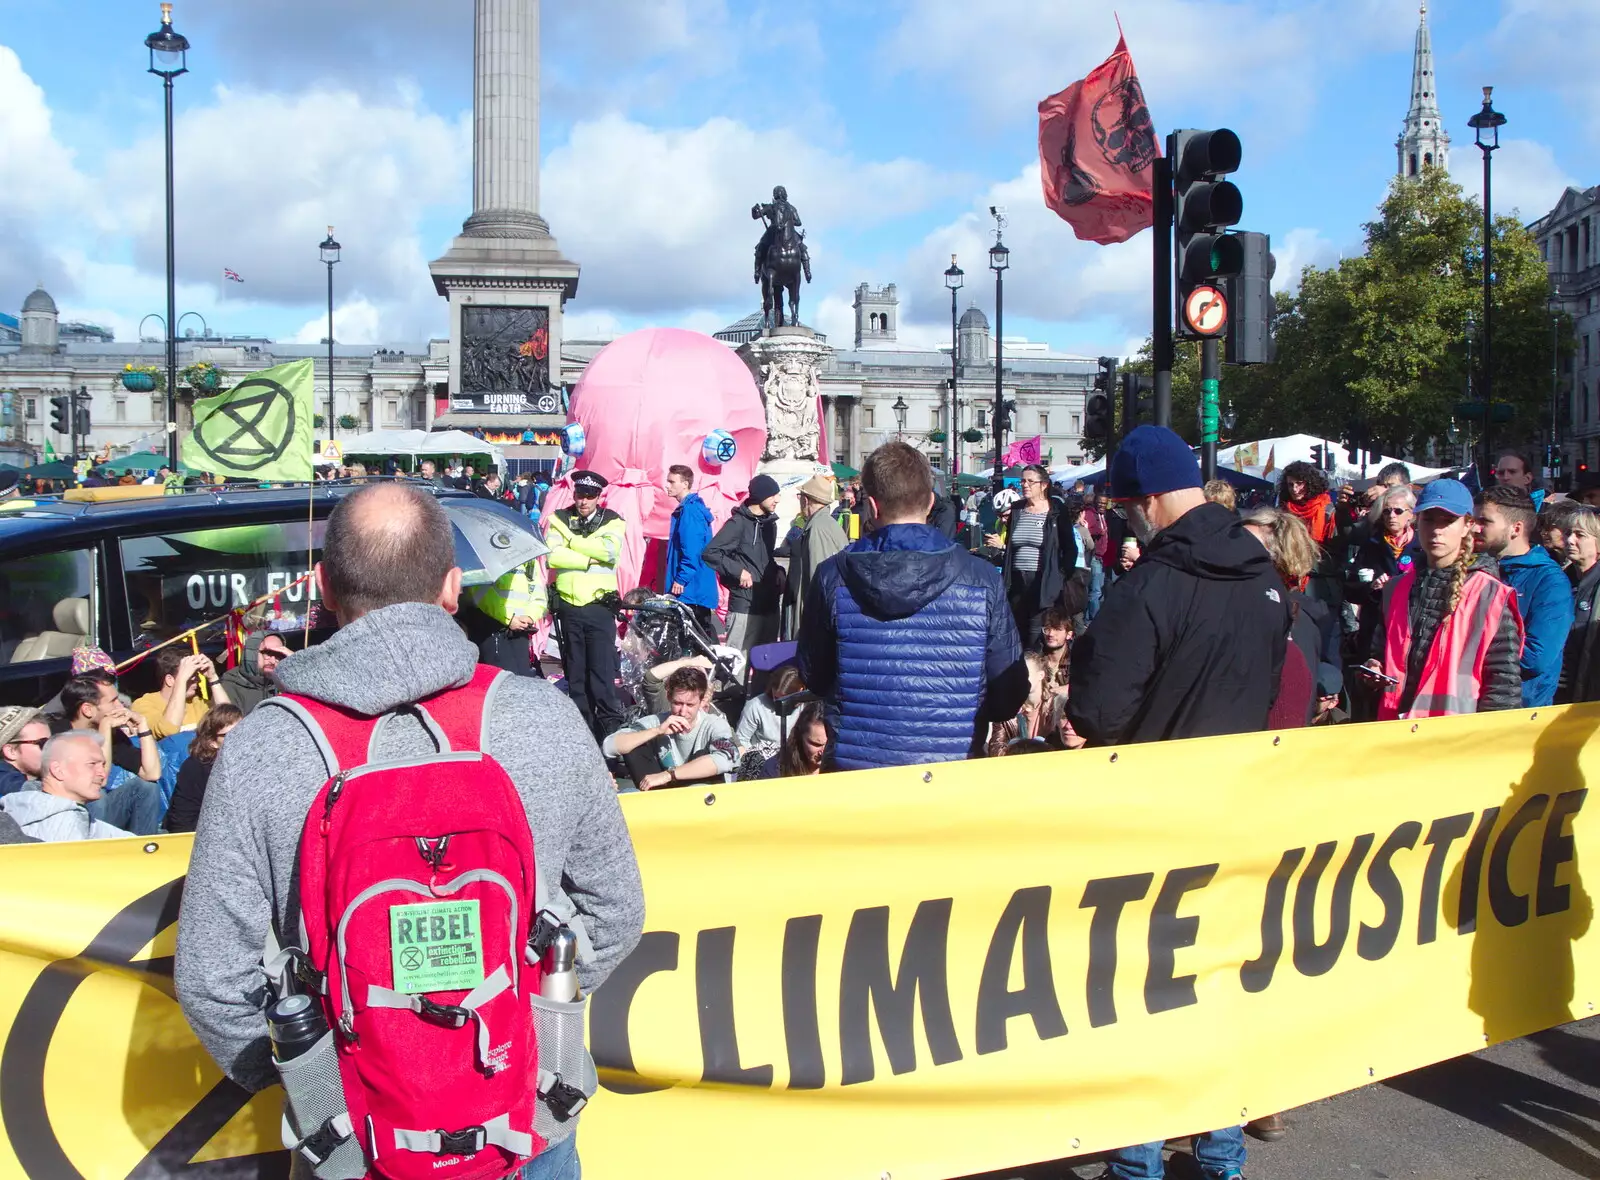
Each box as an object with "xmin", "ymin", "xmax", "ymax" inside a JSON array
[
  {"xmin": 547, "ymin": 470, "xmax": 627, "ymax": 739},
  {"xmin": 466, "ymin": 556, "xmax": 549, "ymax": 677}
]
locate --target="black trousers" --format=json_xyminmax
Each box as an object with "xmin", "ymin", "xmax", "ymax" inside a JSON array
[{"xmin": 556, "ymin": 601, "xmax": 623, "ymax": 739}]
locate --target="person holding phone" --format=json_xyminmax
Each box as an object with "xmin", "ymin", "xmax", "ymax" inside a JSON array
[{"xmin": 1358, "ymin": 479, "xmax": 1522, "ymax": 719}]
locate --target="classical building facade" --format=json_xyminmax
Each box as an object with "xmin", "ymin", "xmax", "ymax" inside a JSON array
[
  {"xmin": 1396, "ymin": 4, "xmax": 1450, "ymax": 179},
  {"xmin": 1532, "ymin": 184, "xmax": 1600, "ymax": 473}
]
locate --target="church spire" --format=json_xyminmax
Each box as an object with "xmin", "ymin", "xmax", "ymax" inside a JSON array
[{"xmin": 1397, "ymin": 2, "xmax": 1450, "ymax": 178}]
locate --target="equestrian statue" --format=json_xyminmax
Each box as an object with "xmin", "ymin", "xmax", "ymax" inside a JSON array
[{"xmin": 753, "ymin": 185, "xmax": 811, "ymax": 331}]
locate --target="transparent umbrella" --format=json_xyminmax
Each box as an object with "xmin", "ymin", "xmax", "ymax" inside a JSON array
[{"xmin": 442, "ymin": 499, "xmax": 548, "ymax": 587}]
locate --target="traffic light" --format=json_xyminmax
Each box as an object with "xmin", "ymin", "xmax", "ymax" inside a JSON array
[
  {"xmin": 1085, "ymin": 357, "xmax": 1117, "ymax": 441},
  {"xmin": 49, "ymin": 394, "xmax": 69, "ymax": 435},
  {"xmin": 1311, "ymin": 444, "xmax": 1324, "ymax": 468},
  {"xmin": 74, "ymin": 404, "xmax": 91, "ymax": 437},
  {"xmin": 1120, "ymin": 370, "xmax": 1154, "ymax": 439},
  {"xmin": 1225, "ymin": 231, "xmax": 1275, "ymax": 365},
  {"xmin": 1173, "ymin": 128, "xmax": 1243, "ymax": 339}
]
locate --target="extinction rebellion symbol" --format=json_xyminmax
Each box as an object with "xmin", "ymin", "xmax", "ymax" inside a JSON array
[{"xmin": 192, "ymin": 376, "xmax": 298, "ymax": 472}]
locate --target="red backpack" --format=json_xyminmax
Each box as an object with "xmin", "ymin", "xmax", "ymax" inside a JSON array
[{"xmin": 263, "ymin": 667, "xmax": 573, "ymax": 1180}]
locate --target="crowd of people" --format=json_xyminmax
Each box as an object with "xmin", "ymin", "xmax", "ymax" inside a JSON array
[{"xmin": 6, "ymin": 430, "xmax": 1600, "ymax": 1178}]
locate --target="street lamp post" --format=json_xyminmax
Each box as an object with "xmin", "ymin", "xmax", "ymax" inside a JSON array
[
  {"xmin": 1468, "ymin": 86, "xmax": 1505, "ymax": 477},
  {"xmin": 989, "ymin": 209, "xmax": 1009, "ymax": 492},
  {"xmin": 1549, "ymin": 294, "xmax": 1563, "ymax": 484},
  {"xmin": 320, "ymin": 228, "xmax": 341, "ymax": 439},
  {"xmin": 944, "ymin": 255, "xmax": 964, "ymax": 476},
  {"xmin": 891, "ymin": 395, "xmax": 909, "ymax": 439},
  {"xmin": 145, "ymin": 3, "xmax": 188, "ymax": 471}
]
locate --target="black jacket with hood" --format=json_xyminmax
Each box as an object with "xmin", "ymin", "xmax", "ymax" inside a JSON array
[
  {"xmin": 218, "ymin": 631, "xmax": 279, "ymax": 716},
  {"xmin": 703, "ymin": 502, "xmax": 782, "ymax": 615},
  {"xmin": 1068, "ymin": 501, "xmax": 1290, "ymax": 745},
  {"xmin": 999, "ymin": 496, "xmax": 1081, "ymax": 616}
]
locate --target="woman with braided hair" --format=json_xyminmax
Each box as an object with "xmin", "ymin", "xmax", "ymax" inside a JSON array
[{"xmin": 1359, "ymin": 479, "xmax": 1523, "ymax": 719}]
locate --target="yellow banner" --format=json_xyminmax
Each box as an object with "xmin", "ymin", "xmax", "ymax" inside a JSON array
[{"xmin": 1, "ymin": 706, "xmax": 1597, "ymax": 1179}]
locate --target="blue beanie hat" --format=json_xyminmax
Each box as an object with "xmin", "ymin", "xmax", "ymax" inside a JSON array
[{"xmin": 1109, "ymin": 425, "xmax": 1203, "ymax": 499}]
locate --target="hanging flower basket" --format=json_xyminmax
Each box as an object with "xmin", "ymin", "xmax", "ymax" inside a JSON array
[
  {"xmin": 961, "ymin": 428, "xmax": 984, "ymax": 443},
  {"xmin": 121, "ymin": 365, "xmax": 160, "ymax": 393},
  {"xmin": 181, "ymin": 361, "xmax": 226, "ymax": 393},
  {"xmin": 337, "ymin": 414, "xmax": 359, "ymax": 430},
  {"xmin": 928, "ymin": 429, "xmax": 948, "ymax": 443},
  {"xmin": 314, "ymin": 414, "xmax": 326, "ymax": 430}
]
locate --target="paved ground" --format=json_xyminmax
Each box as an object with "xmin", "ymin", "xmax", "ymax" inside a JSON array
[{"xmin": 967, "ymin": 1017, "xmax": 1600, "ymax": 1180}]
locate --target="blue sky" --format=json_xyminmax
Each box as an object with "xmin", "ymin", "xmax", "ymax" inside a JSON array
[{"xmin": 0, "ymin": 0, "xmax": 1591, "ymax": 359}]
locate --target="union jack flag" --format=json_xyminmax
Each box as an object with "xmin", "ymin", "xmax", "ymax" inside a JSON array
[{"xmin": 223, "ymin": 268, "xmax": 244, "ymax": 283}]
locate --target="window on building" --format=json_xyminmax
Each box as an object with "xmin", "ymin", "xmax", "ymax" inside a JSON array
[
  {"xmin": 1585, "ymin": 383, "xmax": 1591, "ymax": 425},
  {"xmin": 1408, "ymin": 153, "xmax": 1418, "ymax": 176},
  {"xmin": 1070, "ymin": 413, "xmax": 1081, "ymax": 435},
  {"xmin": 385, "ymin": 400, "xmax": 399, "ymax": 424},
  {"xmin": 864, "ymin": 407, "xmax": 875, "ymax": 429},
  {"xmin": 24, "ymin": 398, "xmax": 35, "ymax": 419},
  {"xmin": 930, "ymin": 407, "xmax": 940, "ymax": 430},
  {"xmin": 1587, "ymin": 334, "xmax": 1592, "ymax": 369},
  {"xmin": 1038, "ymin": 412, "xmax": 1049, "ymax": 434},
  {"xmin": 115, "ymin": 400, "xmax": 127, "ymax": 423}
]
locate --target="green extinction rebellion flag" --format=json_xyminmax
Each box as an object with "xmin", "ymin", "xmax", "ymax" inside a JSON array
[{"xmin": 181, "ymin": 358, "xmax": 314, "ymax": 481}]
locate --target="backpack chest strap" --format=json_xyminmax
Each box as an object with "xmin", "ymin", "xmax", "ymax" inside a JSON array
[{"xmin": 363, "ymin": 964, "xmax": 511, "ymax": 1072}]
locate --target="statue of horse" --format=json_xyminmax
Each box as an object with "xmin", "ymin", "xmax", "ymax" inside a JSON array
[{"xmin": 760, "ymin": 222, "xmax": 810, "ymax": 332}]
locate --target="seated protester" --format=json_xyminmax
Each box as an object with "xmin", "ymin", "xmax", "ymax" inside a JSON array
[
  {"xmin": 130, "ymin": 648, "xmax": 232, "ymax": 739},
  {"xmin": 735, "ymin": 665, "xmax": 804, "ymax": 755},
  {"xmin": 1031, "ymin": 607, "xmax": 1085, "ymax": 750},
  {"xmin": 987, "ymin": 654, "xmax": 1052, "ymax": 755},
  {"xmin": 602, "ymin": 666, "xmax": 738, "ymax": 790},
  {"xmin": 218, "ymin": 630, "xmax": 291, "ymax": 714},
  {"xmin": 761, "ymin": 702, "xmax": 830, "ymax": 778},
  {"xmin": 1558, "ymin": 505, "xmax": 1600, "ymax": 703},
  {"xmin": 638, "ymin": 654, "xmax": 729, "ymax": 717},
  {"xmin": 1359, "ymin": 479, "xmax": 1523, "ymax": 718},
  {"xmin": 0, "ymin": 731, "xmax": 129, "ymax": 842},
  {"xmin": 162, "ymin": 704, "xmax": 241, "ymax": 834},
  {"xmin": 1202, "ymin": 479, "xmax": 1237, "ymax": 513},
  {"xmin": 59, "ymin": 673, "xmax": 164, "ymax": 835},
  {"xmin": 0, "ymin": 707, "xmax": 49, "ymax": 796}
]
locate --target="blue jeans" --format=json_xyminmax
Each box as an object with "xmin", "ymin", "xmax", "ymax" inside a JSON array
[
  {"xmin": 89, "ymin": 776, "xmax": 164, "ymax": 835},
  {"xmin": 520, "ymin": 1132, "xmax": 578, "ymax": 1180},
  {"xmin": 1087, "ymin": 557, "xmax": 1106, "ymax": 621},
  {"xmin": 1106, "ymin": 1127, "xmax": 1245, "ymax": 1179}
]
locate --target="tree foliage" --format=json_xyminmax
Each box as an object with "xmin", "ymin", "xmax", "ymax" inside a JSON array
[{"xmin": 1110, "ymin": 169, "xmax": 1570, "ymax": 459}]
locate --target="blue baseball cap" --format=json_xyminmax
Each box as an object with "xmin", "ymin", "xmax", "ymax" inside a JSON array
[
  {"xmin": 1109, "ymin": 425, "xmax": 1203, "ymax": 500},
  {"xmin": 1414, "ymin": 478, "xmax": 1474, "ymax": 518}
]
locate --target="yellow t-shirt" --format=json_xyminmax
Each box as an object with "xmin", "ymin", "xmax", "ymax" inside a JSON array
[{"xmin": 130, "ymin": 691, "xmax": 208, "ymax": 739}]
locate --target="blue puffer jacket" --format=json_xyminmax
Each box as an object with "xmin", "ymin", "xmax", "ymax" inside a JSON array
[{"xmin": 797, "ymin": 523, "xmax": 1027, "ymax": 770}]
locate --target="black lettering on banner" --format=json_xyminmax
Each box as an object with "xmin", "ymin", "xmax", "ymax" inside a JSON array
[
  {"xmin": 975, "ymin": 886, "xmax": 1068, "ymax": 1054},
  {"xmin": 695, "ymin": 928, "xmax": 773, "ymax": 1088},
  {"xmin": 1145, "ymin": 864, "xmax": 1218, "ymax": 1015},
  {"xmin": 1538, "ymin": 789, "xmax": 1588, "ymax": 917},
  {"xmin": 838, "ymin": 900, "xmax": 963, "ymax": 1086},
  {"xmin": 1488, "ymin": 794, "xmax": 1551, "ymax": 928},
  {"xmin": 1239, "ymin": 847, "xmax": 1305, "ymax": 994},
  {"xmin": 1079, "ymin": 873, "xmax": 1154, "ymax": 1027},
  {"xmin": 782, "ymin": 915, "xmax": 825, "ymax": 1090},
  {"xmin": 592, "ymin": 931, "xmax": 680, "ymax": 1095},
  {"xmin": 1456, "ymin": 806, "xmax": 1502, "ymax": 935},
  {"xmin": 1358, "ymin": 821, "xmax": 1423, "ymax": 961},
  {"xmin": 1292, "ymin": 835, "xmax": 1375, "ymax": 977},
  {"xmin": 1418, "ymin": 813, "xmax": 1474, "ymax": 944}
]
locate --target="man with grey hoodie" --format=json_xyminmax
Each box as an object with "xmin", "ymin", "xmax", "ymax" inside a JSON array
[
  {"xmin": 1, "ymin": 731, "xmax": 130, "ymax": 842},
  {"xmin": 175, "ymin": 482, "xmax": 644, "ymax": 1177}
]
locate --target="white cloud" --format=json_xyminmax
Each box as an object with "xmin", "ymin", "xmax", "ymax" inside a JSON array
[
  {"xmin": 1489, "ymin": 0, "xmax": 1600, "ymax": 146},
  {"xmin": 1449, "ymin": 138, "xmax": 1576, "ymax": 222},
  {"xmin": 1272, "ymin": 228, "xmax": 1341, "ymax": 293},
  {"xmin": 542, "ymin": 113, "xmax": 963, "ymax": 316},
  {"xmin": 292, "ymin": 298, "xmax": 384, "ymax": 346}
]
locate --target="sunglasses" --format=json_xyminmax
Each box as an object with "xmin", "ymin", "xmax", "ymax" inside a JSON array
[
  {"xmin": 1386, "ymin": 507, "xmax": 1412, "ymax": 516},
  {"xmin": 8, "ymin": 737, "xmax": 47, "ymax": 749}
]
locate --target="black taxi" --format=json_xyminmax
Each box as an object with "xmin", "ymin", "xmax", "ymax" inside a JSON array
[{"xmin": 0, "ymin": 482, "xmax": 491, "ymax": 706}]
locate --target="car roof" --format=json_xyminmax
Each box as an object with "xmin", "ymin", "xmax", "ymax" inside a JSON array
[{"xmin": 0, "ymin": 480, "xmax": 483, "ymax": 556}]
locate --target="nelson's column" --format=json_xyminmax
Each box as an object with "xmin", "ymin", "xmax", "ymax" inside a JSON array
[{"xmin": 430, "ymin": 0, "xmax": 579, "ymax": 429}]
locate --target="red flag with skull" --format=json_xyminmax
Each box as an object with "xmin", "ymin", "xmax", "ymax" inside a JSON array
[{"xmin": 1038, "ymin": 34, "xmax": 1159, "ymax": 245}]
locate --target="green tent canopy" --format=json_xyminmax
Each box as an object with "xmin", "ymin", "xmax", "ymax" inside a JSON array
[
  {"xmin": 953, "ymin": 473, "xmax": 990, "ymax": 489},
  {"xmin": 102, "ymin": 450, "xmax": 171, "ymax": 473},
  {"xmin": 830, "ymin": 461, "xmax": 859, "ymax": 480},
  {"xmin": 22, "ymin": 461, "xmax": 76, "ymax": 480}
]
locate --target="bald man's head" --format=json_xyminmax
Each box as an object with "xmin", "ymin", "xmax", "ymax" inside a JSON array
[{"xmin": 317, "ymin": 483, "xmax": 460, "ymax": 622}]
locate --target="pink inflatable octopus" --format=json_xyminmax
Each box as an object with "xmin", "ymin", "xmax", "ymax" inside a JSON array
[{"xmin": 540, "ymin": 327, "xmax": 767, "ymax": 599}]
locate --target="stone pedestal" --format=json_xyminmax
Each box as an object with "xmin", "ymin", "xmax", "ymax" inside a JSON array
[
  {"xmin": 738, "ymin": 326, "xmax": 833, "ymax": 525},
  {"xmin": 429, "ymin": 0, "xmax": 579, "ymax": 431}
]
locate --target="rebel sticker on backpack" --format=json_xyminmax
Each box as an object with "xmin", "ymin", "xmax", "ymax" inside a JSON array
[{"xmin": 389, "ymin": 899, "xmax": 484, "ymax": 993}]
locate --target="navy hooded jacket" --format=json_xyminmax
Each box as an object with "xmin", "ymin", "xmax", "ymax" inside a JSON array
[{"xmin": 797, "ymin": 523, "xmax": 1027, "ymax": 771}]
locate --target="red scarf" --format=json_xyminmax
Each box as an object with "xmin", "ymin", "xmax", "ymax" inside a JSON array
[
  {"xmin": 1284, "ymin": 492, "xmax": 1334, "ymax": 544},
  {"xmin": 1384, "ymin": 525, "xmax": 1414, "ymax": 560}
]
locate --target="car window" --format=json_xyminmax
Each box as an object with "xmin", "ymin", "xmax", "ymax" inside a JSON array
[
  {"xmin": 0, "ymin": 549, "xmax": 97, "ymax": 664},
  {"xmin": 120, "ymin": 520, "xmax": 327, "ymax": 643}
]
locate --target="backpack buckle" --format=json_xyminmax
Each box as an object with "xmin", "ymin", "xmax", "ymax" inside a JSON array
[
  {"xmin": 416, "ymin": 997, "xmax": 471, "ymax": 1029},
  {"xmin": 413, "ymin": 835, "xmax": 452, "ymax": 871},
  {"xmin": 437, "ymin": 1126, "xmax": 486, "ymax": 1155},
  {"xmin": 297, "ymin": 1117, "xmax": 353, "ymax": 1166},
  {"xmin": 542, "ymin": 1077, "xmax": 588, "ymax": 1122}
]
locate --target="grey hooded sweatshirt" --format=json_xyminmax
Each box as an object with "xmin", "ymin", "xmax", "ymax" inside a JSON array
[
  {"xmin": 0, "ymin": 789, "xmax": 131, "ymax": 842},
  {"xmin": 174, "ymin": 601, "xmax": 645, "ymax": 1092}
]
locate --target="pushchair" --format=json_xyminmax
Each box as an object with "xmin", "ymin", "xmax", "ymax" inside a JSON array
[{"xmin": 616, "ymin": 590, "xmax": 748, "ymax": 723}]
